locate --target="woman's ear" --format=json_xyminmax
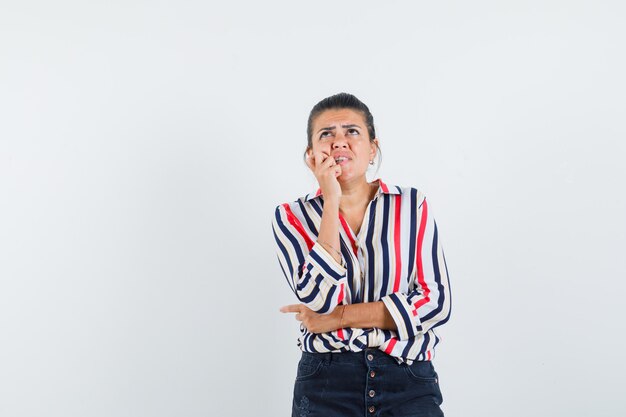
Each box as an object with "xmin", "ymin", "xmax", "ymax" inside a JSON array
[
  {"xmin": 305, "ymin": 148, "xmax": 314, "ymax": 170},
  {"xmin": 370, "ymin": 138, "xmax": 379, "ymax": 160}
]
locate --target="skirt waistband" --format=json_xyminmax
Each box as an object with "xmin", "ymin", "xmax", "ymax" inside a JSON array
[{"xmin": 300, "ymin": 348, "xmax": 427, "ymax": 367}]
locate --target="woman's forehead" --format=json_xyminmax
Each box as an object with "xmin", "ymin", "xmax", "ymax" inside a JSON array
[{"xmin": 313, "ymin": 108, "xmax": 366, "ymax": 128}]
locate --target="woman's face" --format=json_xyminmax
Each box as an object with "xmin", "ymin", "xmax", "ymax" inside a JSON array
[{"xmin": 307, "ymin": 108, "xmax": 378, "ymax": 183}]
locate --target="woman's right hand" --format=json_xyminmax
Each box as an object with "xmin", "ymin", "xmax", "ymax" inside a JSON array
[{"xmin": 306, "ymin": 151, "xmax": 342, "ymax": 201}]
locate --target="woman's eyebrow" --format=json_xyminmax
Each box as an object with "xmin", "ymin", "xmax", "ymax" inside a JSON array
[{"xmin": 316, "ymin": 124, "xmax": 362, "ymax": 133}]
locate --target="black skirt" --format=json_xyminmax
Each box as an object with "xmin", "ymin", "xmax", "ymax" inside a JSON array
[{"xmin": 292, "ymin": 348, "xmax": 444, "ymax": 417}]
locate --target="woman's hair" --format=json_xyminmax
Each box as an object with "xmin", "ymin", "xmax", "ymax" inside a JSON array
[{"xmin": 304, "ymin": 92, "xmax": 382, "ymax": 168}]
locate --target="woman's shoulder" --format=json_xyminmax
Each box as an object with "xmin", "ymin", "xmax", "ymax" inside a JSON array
[
  {"xmin": 272, "ymin": 191, "xmax": 319, "ymax": 218},
  {"xmin": 388, "ymin": 183, "xmax": 428, "ymax": 203}
]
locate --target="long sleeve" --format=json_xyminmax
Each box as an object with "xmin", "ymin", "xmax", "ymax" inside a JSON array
[
  {"xmin": 380, "ymin": 197, "xmax": 452, "ymax": 341},
  {"xmin": 272, "ymin": 204, "xmax": 348, "ymax": 314}
]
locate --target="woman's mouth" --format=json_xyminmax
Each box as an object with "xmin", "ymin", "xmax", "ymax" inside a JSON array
[{"xmin": 335, "ymin": 157, "xmax": 350, "ymax": 165}]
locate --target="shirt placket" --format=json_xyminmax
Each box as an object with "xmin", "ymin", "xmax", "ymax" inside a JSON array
[{"xmin": 357, "ymin": 244, "xmax": 367, "ymax": 303}]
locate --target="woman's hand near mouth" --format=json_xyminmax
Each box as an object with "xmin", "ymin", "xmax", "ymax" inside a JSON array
[
  {"xmin": 304, "ymin": 150, "xmax": 343, "ymax": 264},
  {"xmin": 306, "ymin": 151, "xmax": 342, "ymax": 201}
]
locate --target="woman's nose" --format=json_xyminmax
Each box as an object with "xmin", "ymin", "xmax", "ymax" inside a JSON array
[{"xmin": 332, "ymin": 134, "xmax": 348, "ymax": 148}]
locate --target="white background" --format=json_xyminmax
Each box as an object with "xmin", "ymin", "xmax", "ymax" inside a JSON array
[{"xmin": 1, "ymin": 1, "xmax": 625, "ymax": 416}]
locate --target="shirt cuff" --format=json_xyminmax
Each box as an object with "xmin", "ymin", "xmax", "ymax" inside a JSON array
[
  {"xmin": 309, "ymin": 240, "xmax": 347, "ymax": 280},
  {"xmin": 381, "ymin": 293, "xmax": 420, "ymax": 341}
]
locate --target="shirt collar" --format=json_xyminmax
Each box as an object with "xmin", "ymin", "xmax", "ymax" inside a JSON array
[{"xmin": 303, "ymin": 178, "xmax": 400, "ymax": 202}]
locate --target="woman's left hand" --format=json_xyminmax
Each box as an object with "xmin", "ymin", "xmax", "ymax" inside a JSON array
[{"xmin": 280, "ymin": 304, "xmax": 343, "ymax": 333}]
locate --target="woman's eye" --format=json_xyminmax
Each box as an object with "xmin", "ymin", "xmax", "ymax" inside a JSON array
[
  {"xmin": 319, "ymin": 132, "xmax": 331, "ymax": 139},
  {"xmin": 348, "ymin": 129, "xmax": 359, "ymax": 135}
]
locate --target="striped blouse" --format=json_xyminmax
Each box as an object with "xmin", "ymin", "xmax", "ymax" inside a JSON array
[{"xmin": 271, "ymin": 178, "xmax": 451, "ymax": 364}]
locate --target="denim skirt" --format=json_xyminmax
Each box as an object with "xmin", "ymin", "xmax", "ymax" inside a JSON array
[{"xmin": 292, "ymin": 348, "xmax": 444, "ymax": 417}]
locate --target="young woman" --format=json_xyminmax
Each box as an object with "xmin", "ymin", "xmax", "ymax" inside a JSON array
[{"xmin": 271, "ymin": 93, "xmax": 452, "ymax": 417}]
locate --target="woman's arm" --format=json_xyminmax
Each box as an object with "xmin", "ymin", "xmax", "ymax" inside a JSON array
[
  {"xmin": 379, "ymin": 197, "xmax": 452, "ymax": 341},
  {"xmin": 272, "ymin": 152, "xmax": 348, "ymax": 314},
  {"xmin": 273, "ymin": 204, "xmax": 347, "ymax": 314},
  {"xmin": 317, "ymin": 197, "xmax": 342, "ymax": 264},
  {"xmin": 341, "ymin": 301, "xmax": 396, "ymax": 330},
  {"xmin": 280, "ymin": 301, "xmax": 396, "ymax": 334},
  {"xmin": 309, "ymin": 151, "xmax": 342, "ymax": 265}
]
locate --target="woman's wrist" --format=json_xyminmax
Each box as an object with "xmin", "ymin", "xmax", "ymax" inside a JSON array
[
  {"xmin": 318, "ymin": 240, "xmax": 342, "ymax": 259},
  {"xmin": 339, "ymin": 305, "xmax": 347, "ymax": 329},
  {"xmin": 331, "ymin": 305, "xmax": 347, "ymax": 331},
  {"xmin": 332, "ymin": 302, "xmax": 396, "ymax": 330}
]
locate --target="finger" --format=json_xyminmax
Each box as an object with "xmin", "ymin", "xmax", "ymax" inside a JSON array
[
  {"xmin": 322, "ymin": 153, "xmax": 335, "ymax": 167},
  {"xmin": 280, "ymin": 304, "xmax": 302, "ymax": 313},
  {"xmin": 295, "ymin": 313, "xmax": 302, "ymax": 321},
  {"xmin": 322, "ymin": 151, "xmax": 338, "ymax": 167},
  {"xmin": 314, "ymin": 152, "xmax": 324, "ymax": 168}
]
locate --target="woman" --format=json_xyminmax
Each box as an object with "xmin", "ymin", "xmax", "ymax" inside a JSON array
[{"xmin": 271, "ymin": 93, "xmax": 451, "ymax": 417}]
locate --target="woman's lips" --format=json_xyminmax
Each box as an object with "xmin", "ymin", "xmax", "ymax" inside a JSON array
[{"xmin": 335, "ymin": 157, "xmax": 351, "ymax": 165}]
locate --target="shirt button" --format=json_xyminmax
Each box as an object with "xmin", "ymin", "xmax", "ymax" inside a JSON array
[
  {"xmin": 369, "ymin": 405, "xmax": 376, "ymax": 413},
  {"xmin": 367, "ymin": 353, "xmax": 374, "ymax": 361},
  {"xmin": 369, "ymin": 390, "xmax": 375, "ymax": 397},
  {"xmin": 369, "ymin": 371, "xmax": 376, "ymax": 378}
]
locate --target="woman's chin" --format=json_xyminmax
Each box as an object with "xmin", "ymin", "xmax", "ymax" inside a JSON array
[{"xmin": 337, "ymin": 171, "xmax": 365, "ymax": 182}]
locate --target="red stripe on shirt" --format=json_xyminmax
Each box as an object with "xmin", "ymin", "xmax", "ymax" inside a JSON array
[
  {"xmin": 338, "ymin": 214, "xmax": 358, "ymax": 256},
  {"xmin": 380, "ymin": 179, "xmax": 389, "ymax": 193},
  {"xmin": 413, "ymin": 199, "xmax": 431, "ymax": 309},
  {"xmin": 337, "ymin": 285, "xmax": 345, "ymax": 340},
  {"xmin": 392, "ymin": 194, "xmax": 402, "ymax": 292},
  {"xmin": 282, "ymin": 203, "xmax": 314, "ymax": 251},
  {"xmin": 337, "ymin": 283, "xmax": 344, "ymax": 304},
  {"xmin": 384, "ymin": 337, "xmax": 397, "ymax": 354}
]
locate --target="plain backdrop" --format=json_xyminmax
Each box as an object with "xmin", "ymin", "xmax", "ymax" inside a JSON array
[{"xmin": 1, "ymin": 1, "xmax": 625, "ymax": 416}]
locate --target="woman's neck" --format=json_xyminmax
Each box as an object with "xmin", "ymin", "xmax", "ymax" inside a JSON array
[{"xmin": 339, "ymin": 178, "xmax": 378, "ymax": 212}]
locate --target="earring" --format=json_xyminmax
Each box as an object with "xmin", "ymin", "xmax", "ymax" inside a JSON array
[{"xmin": 369, "ymin": 160, "xmax": 374, "ymax": 165}]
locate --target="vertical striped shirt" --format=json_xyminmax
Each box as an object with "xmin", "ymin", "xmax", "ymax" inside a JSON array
[{"xmin": 271, "ymin": 179, "xmax": 451, "ymax": 364}]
